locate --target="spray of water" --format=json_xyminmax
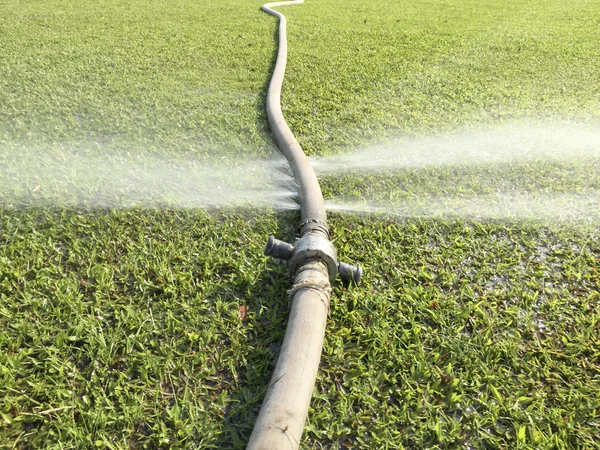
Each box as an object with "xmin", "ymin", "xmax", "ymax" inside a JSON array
[
  {"xmin": 326, "ymin": 192, "xmax": 600, "ymax": 222},
  {"xmin": 314, "ymin": 120, "xmax": 600, "ymax": 223},
  {"xmin": 2, "ymin": 121, "xmax": 598, "ymax": 223},
  {"xmin": 313, "ymin": 121, "xmax": 600, "ymax": 173},
  {"xmin": 0, "ymin": 146, "xmax": 299, "ymax": 210}
]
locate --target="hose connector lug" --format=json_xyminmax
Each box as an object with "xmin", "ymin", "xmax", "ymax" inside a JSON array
[
  {"xmin": 264, "ymin": 235, "xmax": 294, "ymax": 260},
  {"xmin": 265, "ymin": 235, "xmax": 363, "ymax": 285},
  {"xmin": 337, "ymin": 261, "xmax": 363, "ymax": 285}
]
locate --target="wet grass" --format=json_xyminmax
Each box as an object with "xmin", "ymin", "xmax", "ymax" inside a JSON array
[
  {"xmin": 1, "ymin": 0, "xmax": 600, "ymax": 448},
  {"xmin": 317, "ymin": 215, "xmax": 600, "ymax": 448}
]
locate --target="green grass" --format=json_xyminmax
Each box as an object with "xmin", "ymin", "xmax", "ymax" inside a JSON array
[
  {"xmin": 1, "ymin": 0, "xmax": 599, "ymax": 448},
  {"xmin": 0, "ymin": 0, "xmax": 276, "ymax": 157},
  {"xmin": 282, "ymin": 0, "xmax": 600, "ymax": 154}
]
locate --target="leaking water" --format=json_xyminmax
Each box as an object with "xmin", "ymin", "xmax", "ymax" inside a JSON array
[
  {"xmin": 325, "ymin": 192, "xmax": 600, "ymax": 222},
  {"xmin": 0, "ymin": 146, "xmax": 299, "ymax": 210},
  {"xmin": 313, "ymin": 121, "xmax": 600, "ymax": 223},
  {"xmin": 2, "ymin": 121, "xmax": 599, "ymax": 223},
  {"xmin": 312, "ymin": 121, "xmax": 600, "ymax": 173}
]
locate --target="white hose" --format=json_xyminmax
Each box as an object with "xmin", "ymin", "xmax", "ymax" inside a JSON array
[
  {"xmin": 247, "ymin": 2, "xmax": 334, "ymax": 449},
  {"xmin": 260, "ymin": 0, "xmax": 328, "ymax": 235}
]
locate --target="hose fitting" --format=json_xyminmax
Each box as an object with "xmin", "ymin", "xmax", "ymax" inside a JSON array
[
  {"xmin": 264, "ymin": 235, "xmax": 294, "ymax": 260},
  {"xmin": 265, "ymin": 234, "xmax": 362, "ymax": 284},
  {"xmin": 289, "ymin": 234, "xmax": 338, "ymax": 282},
  {"xmin": 338, "ymin": 261, "xmax": 363, "ymax": 284}
]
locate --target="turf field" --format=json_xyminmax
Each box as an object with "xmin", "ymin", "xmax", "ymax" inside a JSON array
[{"xmin": 1, "ymin": 0, "xmax": 599, "ymax": 448}]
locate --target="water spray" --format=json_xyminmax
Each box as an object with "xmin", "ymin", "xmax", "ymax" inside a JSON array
[{"xmin": 247, "ymin": 1, "xmax": 362, "ymax": 448}]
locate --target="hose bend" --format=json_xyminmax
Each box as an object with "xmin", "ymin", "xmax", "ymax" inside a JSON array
[{"xmin": 260, "ymin": 0, "xmax": 327, "ymax": 238}]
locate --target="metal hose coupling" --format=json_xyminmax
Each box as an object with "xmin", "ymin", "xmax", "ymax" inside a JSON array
[{"xmin": 265, "ymin": 234, "xmax": 363, "ymax": 284}]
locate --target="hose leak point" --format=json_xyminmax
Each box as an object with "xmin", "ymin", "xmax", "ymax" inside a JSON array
[{"xmin": 265, "ymin": 235, "xmax": 363, "ymax": 284}]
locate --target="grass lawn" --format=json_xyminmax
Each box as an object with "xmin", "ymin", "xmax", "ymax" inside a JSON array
[{"xmin": 1, "ymin": 0, "xmax": 599, "ymax": 448}]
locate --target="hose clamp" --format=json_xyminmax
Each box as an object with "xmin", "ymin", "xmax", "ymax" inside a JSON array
[{"xmin": 298, "ymin": 218, "xmax": 330, "ymax": 238}]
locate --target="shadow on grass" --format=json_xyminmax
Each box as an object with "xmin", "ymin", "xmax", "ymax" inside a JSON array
[{"xmin": 215, "ymin": 210, "xmax": 302, "ymax": 448}]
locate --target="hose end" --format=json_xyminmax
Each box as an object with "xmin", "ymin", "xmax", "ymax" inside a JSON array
[
  {"xmin": 338, "ymin": 261, "xmax": 363, "ymax": 285},
  {"xmin": 265, "ymin": 235, "xmax": 295, "ymax": 260}
]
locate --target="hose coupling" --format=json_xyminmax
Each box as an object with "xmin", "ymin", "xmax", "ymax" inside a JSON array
[{"xmin": 265, "ymin": 235, "xmax": 362, "ymax": 284}]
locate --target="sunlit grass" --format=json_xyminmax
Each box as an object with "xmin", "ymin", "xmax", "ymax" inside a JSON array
[{"xmin": 1, "ymin": 0, "xmax": 599, "ymax": 448}]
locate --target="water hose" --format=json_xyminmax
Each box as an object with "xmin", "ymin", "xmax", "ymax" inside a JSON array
[
  {"xmin": 261, "ymin": 0, "xmax": 327, "ymax": 238},
  {"xmin": 247, "ymin": 1, "xmax": 362, "ymax": 448}
]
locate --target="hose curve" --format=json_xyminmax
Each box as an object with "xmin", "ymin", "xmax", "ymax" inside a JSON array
[{"xmin": 261, "ymin": 0, "xmax": 328, "ymax": 237}]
